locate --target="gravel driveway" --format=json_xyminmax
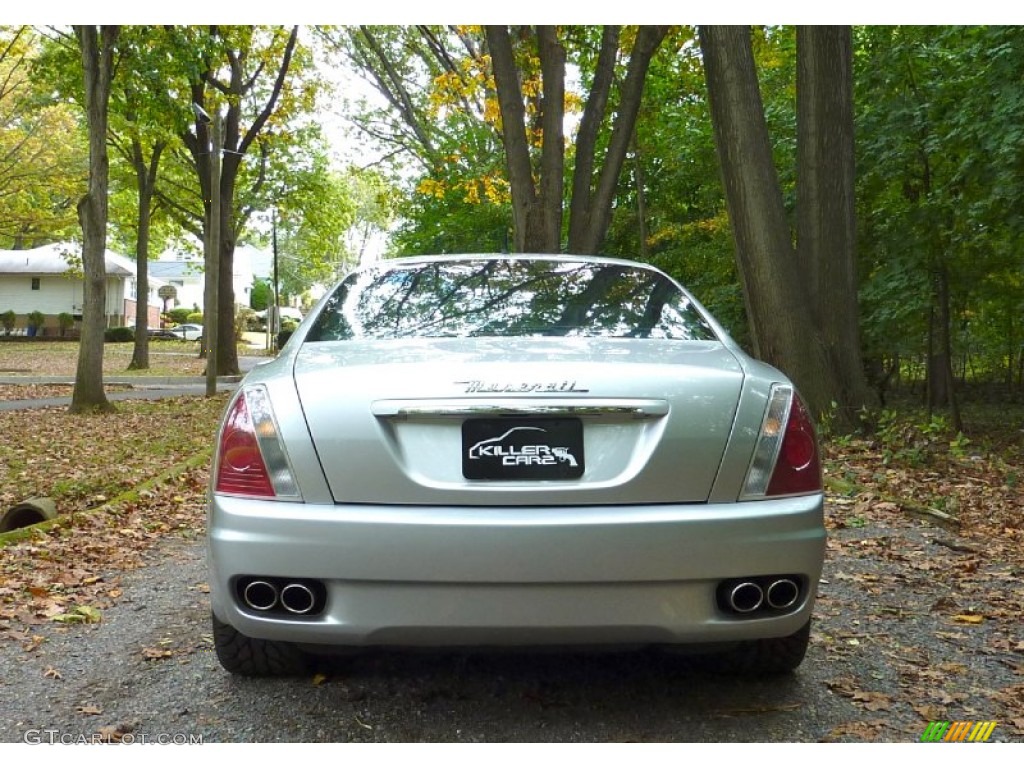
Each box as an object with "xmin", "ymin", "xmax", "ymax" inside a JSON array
[{"xmin": 1, "ymin": 509, "xmax": 1020, "ymax": 743}]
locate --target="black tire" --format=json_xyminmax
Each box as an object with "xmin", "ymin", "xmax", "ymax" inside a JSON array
[
  {"xmin": 212, "ymin": 613, "xmax": 310, "ymax": 676},
  {"xmin": 718, "ymin": 619, "xmax": 811, "ymax": 675}
]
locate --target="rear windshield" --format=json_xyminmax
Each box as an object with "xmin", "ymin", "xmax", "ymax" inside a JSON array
[{"xmin": 305, "ymin": 259, "xmax": 717, "ymax": 342}]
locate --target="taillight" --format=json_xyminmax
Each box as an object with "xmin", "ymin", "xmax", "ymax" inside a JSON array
[
  {"xmin": 215, "ymin": 386, "xmax": 300, "ymax": 499},
  {"xmin": 742, "ymin": 385, "xmax": 822, "ymax": 499}
]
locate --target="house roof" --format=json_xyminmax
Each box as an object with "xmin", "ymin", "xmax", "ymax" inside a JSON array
[
  {"xmin": 150, "ymin": 259, "xmax": 204, "ymax": 281},
  {"xmin": 0, "ymin": 243, "xmax": 164, "ymax": 286}
]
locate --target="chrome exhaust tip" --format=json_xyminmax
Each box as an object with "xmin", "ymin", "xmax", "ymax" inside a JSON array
[
  {"xmin": 728, "ymin": 581, "xmax": 764, "ymax": 613},
  {"xmin": 242, "ymin": 580, "xmax": 279, "ymax": 611},
  {"xmin": 280, "ymin": 582, "xmax": 316, "ymax": 615},
  {"xmin": 766, "ymin": 578, "xmax": 800, "ymax": 609}
]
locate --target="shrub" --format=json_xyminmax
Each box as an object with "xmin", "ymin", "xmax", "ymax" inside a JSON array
[
  {"xmin": 235, "ymin": 306, "xmax": 256, "ymax": 341},
  {"xmin": 27, "ymin": 310, "xmax": 45, "ymax": 328},
  {"xmin": 104, "ymin": 326, "xmax": 135, "ymax": 343},
  {"xmin": 186, "ymin": 312, "xmax": 204, "ymax": 324},
  {"xmin": 1, "ymin": 309, "xmax": 15, "ymax": 334},
  {"xmin": 167, "ymin": 307, "xmax": 192, "ymax": 325},
  {"xmin": 58, "ymin": 312, "xmax": 74, "ymax": 336}
]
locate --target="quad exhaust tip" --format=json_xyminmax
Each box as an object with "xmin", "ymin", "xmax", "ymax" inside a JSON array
[
  {"xmin": 719, "ymin": 575, "xmax": 803, "ymax": 616},
  {"xmin": 238, "ymin": 577, "xmax": 325, "ymax": 616},
  {"xmin": 728, "ymin": 581, "xmax": 765, "ymax": 613},
  {"xmin": 766, "ymin": 578, "xmax": 800, "ymax": 609},
  {"xmin": 242, "ymin": 580, "xmax": 279, "ymax": 612},
  {"xmin": 280, "ymin": 583, "xmax": 316, "ymax": 615}
]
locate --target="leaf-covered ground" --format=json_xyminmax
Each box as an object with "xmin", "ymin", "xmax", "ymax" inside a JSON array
[
  {"xmin": 0, "ymin": 395, "xmax": 227, "ymax": 644},
  {"xmin": 817, "ymin": 403, "xmax": 1024, "ymax": 740},
  {"xmin": 0, "ymin": 340, "xmax": 206, "ymax": 378},
  {"xmin": 0, "ymin": 390, "xmax": 1021, "ymax": 741}
]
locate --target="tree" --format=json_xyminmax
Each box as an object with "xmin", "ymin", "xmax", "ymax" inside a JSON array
[
  {"xmin": 178, "ymin": 25, "xmax": 305, "ymax": 376},
  {"xmin": 70, "ymin": 25, "xmax": 118, "ymax": 413},
  {"xmin": 854, "ymin": 26, "xmax": 1024, "ymax": 414},
  {"xmin": 795, "ymin": 26, "xmax": 875, "ymax": 419},
  {"xmin": 699, "ymin": 25, "xmax": 848, "ymax": 423},
  {"xmin": 485, "ymin": 25, "xmax": 668, "ymax": 253},
  {"xmin": 331, "ymin": 25, "xmax": 669, "ymax": 256},
  {"xmin": 0, "ymin": 26, "xmax": 86, "ymax": 247},
  {"xmin": 105, "ymin": 27, "xmax": 186, "ymax": 371}
]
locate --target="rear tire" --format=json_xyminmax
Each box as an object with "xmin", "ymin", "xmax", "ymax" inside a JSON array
[
  {"xmin": 719, "ymin": 619, "xmax": 811, "ymax": 675},
  {"xmin": 212, "ymin": 613, "xmax": 310, "ymax": 676}
]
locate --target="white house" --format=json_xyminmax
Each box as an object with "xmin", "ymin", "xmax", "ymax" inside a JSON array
[
  {"xmin": 0, "ymin": 243, "xmax": 164, "ymax": 332},
  {"xmin": 152, "ymin": 243, "xmax": 265, "ymax": 313}
]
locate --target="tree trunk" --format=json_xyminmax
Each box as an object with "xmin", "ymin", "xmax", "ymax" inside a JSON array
[
  {"xmin": 632, "ymin": 133, "xmax": 650, "ymax": 261},
  {"xmin": 536, "ymin": 26, "xmax": 565, "ymax": 252},
  {"xmin": 217, "ymin": 193, "xmax": 238, "ymax": 376},
  {"xmin": 927, "ymin": 266, "xmax": 962, "ymax": 430},
  {"xmin": 128, "ymin": 139, "xmax": 164, "ymax": 371},
  {"xmin": 70, "ymin": 25, "xmax": 118, "ymax": 414},
  {"xmin": 567, "ymin": 26, "xmax": 667, "ymax": 255},
  {"xmin": 485, "ymin": 25, "xmax": 557, "ymax": 253},
  {"xmin": 700, "ymin": 25, "xmax": 837, "ymax": 421},
  {"xmin": 796, "ymin": 26, "xmax": 876, "ymax": 423}
]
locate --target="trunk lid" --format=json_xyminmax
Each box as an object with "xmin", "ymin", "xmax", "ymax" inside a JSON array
[{"xmin": 292, "ymin": 338, "xmax": 743, "ymax": 505}]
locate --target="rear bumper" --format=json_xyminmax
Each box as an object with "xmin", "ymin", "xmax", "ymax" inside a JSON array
[{"xmin": 208, "ymin": 494, "xmax": 825, "ymax": 648}]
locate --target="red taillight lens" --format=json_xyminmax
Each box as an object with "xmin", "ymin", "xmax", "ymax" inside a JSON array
[
  {"xmin": 765, "ymin": 393, "xmax": 822, "ymax": 497},
  {"xmin": 216, "ymin": 393, "xmax": 276, "ymax": 497}
]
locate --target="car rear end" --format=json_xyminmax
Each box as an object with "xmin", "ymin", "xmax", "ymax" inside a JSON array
[{"xmin": 207, "ymin": 256, "xmax": 825, "ymax": 673}]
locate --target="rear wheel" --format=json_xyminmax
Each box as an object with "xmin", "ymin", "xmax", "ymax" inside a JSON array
[
  {"xmin": 212, "ymin": 613, "xmax": 310, "ymax": 676},
  {"xmin": 719, "ymin": 619, "xmax": 811, "ymax": 675}
]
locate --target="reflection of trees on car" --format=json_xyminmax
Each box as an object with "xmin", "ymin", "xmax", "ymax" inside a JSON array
[{"xmin": 309, "ymin": 260, "xmax": 714, "ymax": 342}]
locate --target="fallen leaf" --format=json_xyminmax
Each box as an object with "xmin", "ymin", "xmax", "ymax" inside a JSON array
[
  {"xmin": 312, "ymin": 672, "xmax": 328, "ymax": 686},
  {"xmin": 952, "ymin": 614, "xmax": 985, "ymax": 624},
  {"xmin": 76, "ymin": 705, "xmax": 103, "ymax": 715},
  {"xmin": 851, "ymin": 690, "xmax": 892, "ymax": 712},
  {"xmin": 913, "ymin": 704, "xmax": 945, "ymax": 721},
  {"xmin": 141, "ymin": 647, "xmax": 173, "ymax": 660},
  {"xmin": 43, "ymin": 667, "xmax": 62, "ymax": 680}
]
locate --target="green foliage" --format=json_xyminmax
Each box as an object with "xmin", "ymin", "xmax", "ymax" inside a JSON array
[
  {"xmin": 186, "ymin": 312, "xmax": 203, "ymax": 324},
  {"xmin": 27, "ymin": 310, "xmax": 45, "ymax": 328},
  {"xmin": 166, "ymin": 307, "xmax": 192, "ymax": 325},
  {"xmin": 873, "ymin": 409, "xmax": 972, "ymax": 467},
  {"xmin": 855, "ymin": 26, "xmax": 1024, "ymax": 392},
  {"xmin": 0, "ymin": 27, "xmax": 86, "ymax": 246},
  {"xmin": 104, "ymin": 326, "xmax": 135, "ymax": 343},
  {"xmin": 1, "ymin": 309, "xmax": 15, "ymax": 333},
  {"xmin": 57, "ymin": 312, "xmax": 74, "ymax": 335},
  {"xmin": 250, "ymin": 278, "xmax": 271, "ymax": 311}
]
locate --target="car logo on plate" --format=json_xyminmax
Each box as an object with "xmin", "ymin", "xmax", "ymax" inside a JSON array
[{"xmin": 467, "ymin": 427, "xmax": 579, "ymax": 468}]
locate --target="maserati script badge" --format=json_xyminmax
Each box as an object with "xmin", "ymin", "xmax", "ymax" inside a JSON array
[{"xmin": 455, "ymin": 380, "xmax": 589, "ymax": 394}]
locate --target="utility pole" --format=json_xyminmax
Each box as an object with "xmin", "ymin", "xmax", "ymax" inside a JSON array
[{"xmin": 272, "ymin": 208, "xmax": 280, "ymax": 351}]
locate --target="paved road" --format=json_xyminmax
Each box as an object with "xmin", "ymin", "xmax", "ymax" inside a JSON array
[
  {"xmin": 0, "ymin": 537, "xmax": 855, "ymax": 744},
  {"xmin": 0, "ymin": 357, "xmax": 263, "ymax": 410}
]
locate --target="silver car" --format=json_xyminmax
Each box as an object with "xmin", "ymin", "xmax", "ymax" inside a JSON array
[{"xmin": 208, "ymin": 255, "xmax": 825, "ymax": 676}]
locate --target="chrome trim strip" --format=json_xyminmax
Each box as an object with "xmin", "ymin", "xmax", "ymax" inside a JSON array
[{"xmin": 371, "ymin": 398, "xmax": 669, "ymax": 420}]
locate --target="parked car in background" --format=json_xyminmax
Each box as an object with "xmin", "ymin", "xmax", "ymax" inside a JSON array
[
  {"xmin": 147, "ymin": 327, "xmax": 178, "ymax": 340},
  {"xmin": 208, "ymin": 254, "xmax": 826, "ymax": 676},
  {"xmin": 169, "ymin": 323, "xmax": 203, "ymax": 341}
]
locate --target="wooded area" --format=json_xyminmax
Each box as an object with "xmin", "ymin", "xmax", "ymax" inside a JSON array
[{"xmin": 1, "ymin": 25, "xmax": 1021, "ymax": 425}]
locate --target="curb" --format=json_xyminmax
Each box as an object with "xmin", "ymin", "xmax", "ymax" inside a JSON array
[{"xmin": 0, "ymin": 450, "xmax": 213, "ymax": 547}]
